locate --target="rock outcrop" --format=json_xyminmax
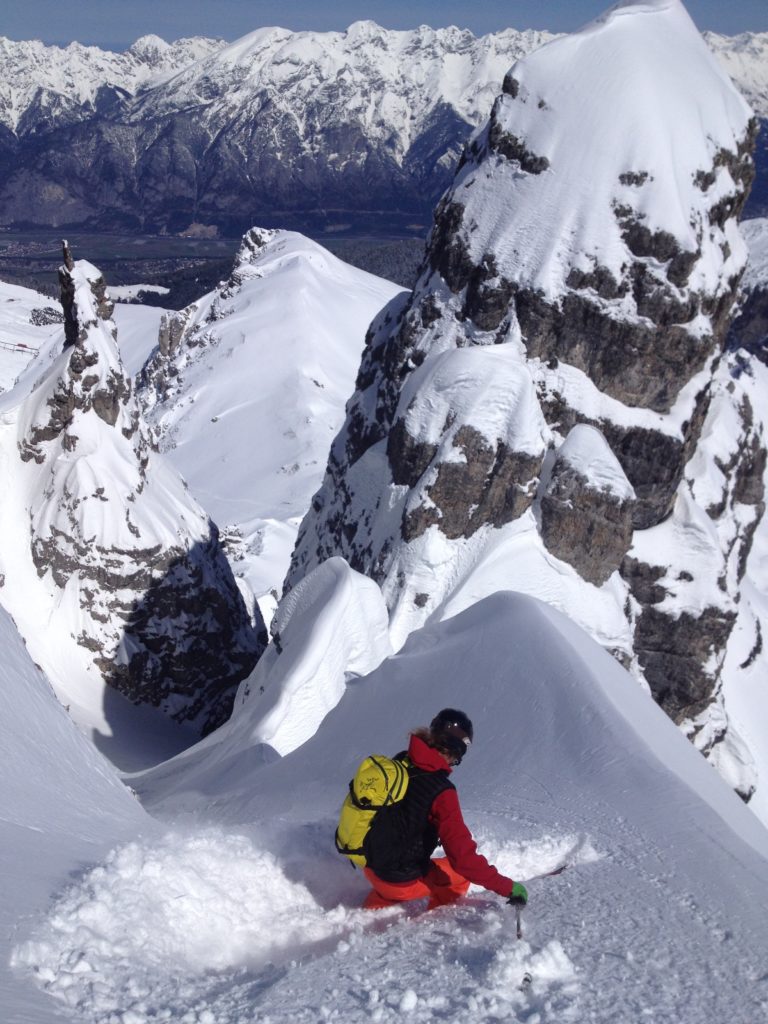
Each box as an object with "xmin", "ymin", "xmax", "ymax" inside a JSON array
[
  {"xmin": 287, "ymin": 0, "xmax": 764, "ymax": 799},
  {"xmin": 0, "ymin": 243, "xmax": 266, "ymax": 734},
  {"xmin": 540, "ymin": 425, "xmax": 636, "ymax": 586}
]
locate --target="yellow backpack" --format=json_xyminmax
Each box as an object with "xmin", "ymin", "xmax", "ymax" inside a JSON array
[{"xmin": 334, "ymin": 755, "xmax": 409, "ymax": 867}]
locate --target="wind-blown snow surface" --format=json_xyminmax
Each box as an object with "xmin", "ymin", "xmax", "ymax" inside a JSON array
[
  {"xmin": 137, "ymin": 229, "xmax": 404, "ymax": 614},
  {"xmin": 462, "ymin": 1, "xmax": 751, "ymax": 305},
  {"xmin": 12, "ymin": 590, "xmax": 768, "ymax": 1023}
]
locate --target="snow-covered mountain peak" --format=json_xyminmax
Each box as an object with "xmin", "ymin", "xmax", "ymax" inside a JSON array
[
  {"xmin": 595, "ymin": 0, "xmax": 681, "ymax": 21},
  {"xmin": 125, "ymin": 34, "xmax": 224, "ymax": 73},
  {"xmin": 1, "ymin": 18, "xmax": 764, "ymax": 232},
  {"xmin": 129, "ymin": 34, "xmax": 172, "ymax": 59},
  {"xmin": 345, "ymin": 19, "xmax": 386, "ymax": 38},
  {"xmin": 459, "ymin": 0, "xmax": 752, "ymax": 312},
  {"xmin": 223, "ymin": 227, "xmax": 346, "ymax": 286},
  {"xmin": 132, "ymin": 21, "xmax": 556, "ymax": 154},
  {"xmin": 704, "ymin": 29, "xmax": 768, "ymax": 116},
  {"xmin": 0, "ymin": 32, "xmax": 224, "ymax": 134}
]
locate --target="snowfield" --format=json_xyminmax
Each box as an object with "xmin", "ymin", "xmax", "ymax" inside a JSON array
[
  {"xmin": 0, "ymin": 604, "xmax": 152, "ymax": 1023},
  {"xmin": 7, "ymin": 588, "xmax": 768, "ymax": 1023}
]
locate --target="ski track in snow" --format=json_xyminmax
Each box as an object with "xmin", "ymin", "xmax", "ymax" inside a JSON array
[
  {"xmin": 11, "ymin": 826, "xmax": 588, "ymax": 1024},
  {"xmin": 12, "ymin": 815, "xmax": 768, "ymax": 1024}
]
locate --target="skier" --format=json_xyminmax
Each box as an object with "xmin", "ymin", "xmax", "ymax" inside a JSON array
[{"xmin": 361, "ymin": 708, "xmax": 529, "ymax": 911}]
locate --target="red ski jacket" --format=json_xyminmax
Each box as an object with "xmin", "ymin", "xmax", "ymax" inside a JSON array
[{"xmin": 408, "ymin": 734, "xmax": 514, "ymax": 898}]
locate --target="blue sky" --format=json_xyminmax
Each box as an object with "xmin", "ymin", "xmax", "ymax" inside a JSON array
[{"xmin": 2, "ymin": 0, "xmax": 766, "ymax": 50}]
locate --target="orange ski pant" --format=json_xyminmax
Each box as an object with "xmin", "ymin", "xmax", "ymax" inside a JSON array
[{"xmin": 363, "ymin": 856, "xmax": 470, "ymax": 910}]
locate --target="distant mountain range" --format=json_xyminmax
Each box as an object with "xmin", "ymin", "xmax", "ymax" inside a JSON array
[{"xmin": 0, "ymin": 23, "xmax": 765, "ymax": 235}]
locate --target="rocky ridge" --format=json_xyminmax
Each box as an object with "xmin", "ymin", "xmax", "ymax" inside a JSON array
[
  {"xmin": 132, "ymin": 227, "xmax": 404, "ymax": 620},
  {"xmin": 0, "ymin": 34, "xmax": 224, "ymax": 134},
  {"xmin": 287, "ymin": 0, "xmax": 765, "ymax": 799},
  {"xmin": 0, "ymin": 244, "xmax": 265, "ymax": 733}
]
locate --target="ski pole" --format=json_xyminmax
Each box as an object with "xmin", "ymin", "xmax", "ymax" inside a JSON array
[{"xmin": 516, "ymin": 904, "xmax": 523, "ymax": 940}]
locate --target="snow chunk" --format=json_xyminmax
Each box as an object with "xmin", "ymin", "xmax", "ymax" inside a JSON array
[
  {"xmin": 399, "ymin": 344, "xmax": 549, "ymax": 456},
  {"xmin": 12, "ymin": 830, "xmax": 353, "ymax": 1020},
  {"xmin": 556, "ymin": 424, "xmax": 635, "ymax": 500},
  {"xmin": 486, "ymin": 940, "xmax": 579, "ymax": 1018},
  {"xmin": 399, "ymin": 988, "xmax": 418, "ymax": 1012}
]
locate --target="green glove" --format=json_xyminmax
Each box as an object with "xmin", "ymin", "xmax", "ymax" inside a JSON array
[{"xmin": 507, "ymin": 882, "xmax": 528, "ymax": 907}]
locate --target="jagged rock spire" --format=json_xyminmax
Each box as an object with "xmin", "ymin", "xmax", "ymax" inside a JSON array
[{"xmin": 0, "ymin": 247, "xmax": 266, "ymax": 734}]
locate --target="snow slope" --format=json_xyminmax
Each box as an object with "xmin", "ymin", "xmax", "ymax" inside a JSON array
[
  {"xmin": 0, "ymin": 603, "xmax": 152, "ymax": 1023},
  {"xmin": 461, "ymin": 0, "xmax": 751, "ymax": 306},
  {"xmin": 0, "ymin": 279, "xmax": 166, "ymax": 394},
  {"xmin": 12, "ymin": 588, "xmax": 768, "ymax": 1023},
  {"xmin": 137, "ymin": 228, "xmax": 404, "ymax": 615},
  {"xmin": 0, "ymin": 280, "xmax": 62, "ymax": 391},
  {"xmin": 112, "ymin": 300, "xmax": 171, "ymax": 377}
]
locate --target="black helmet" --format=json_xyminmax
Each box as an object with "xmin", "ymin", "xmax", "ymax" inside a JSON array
[{"xmin": 430, "ymin": 708, "xmax": 473, "ymax": 764}]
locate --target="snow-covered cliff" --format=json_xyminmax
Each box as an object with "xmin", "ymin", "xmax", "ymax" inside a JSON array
[{"xmin": 288, "ymin": 0, "xmax": 764, "ymax": 799}]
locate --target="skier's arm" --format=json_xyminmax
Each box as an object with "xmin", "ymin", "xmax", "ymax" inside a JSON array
[{"xmin": 430, "ymin": 788, "xmax": 514, "ymax": 898}]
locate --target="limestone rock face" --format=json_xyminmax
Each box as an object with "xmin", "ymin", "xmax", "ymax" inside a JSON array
[
  {"xmin": 287, "ymin": 1, "xmax": 765, "ymax": 799},
  {"xmin": 0, "ymin": 245, "xmax": 266, "ymax": 734},
  {"xmin": 540, "ymin": 426, "xmax": 636, "ymax": 586},
  {"xmin": 622, "ymin": 379, "xmax": 766, "ymax": 787}
]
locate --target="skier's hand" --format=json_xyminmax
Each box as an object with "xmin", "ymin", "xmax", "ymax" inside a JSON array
[{"xmin": 507, "ymin": 882, "xmax": 528, "ymax": 907}]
